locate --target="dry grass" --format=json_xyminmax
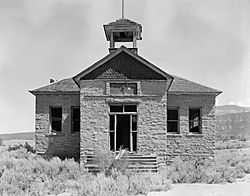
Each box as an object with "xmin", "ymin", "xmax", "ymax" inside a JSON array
[{"xmin": 1, "ymin": 143, "xmax": 250, "ymax": 195}]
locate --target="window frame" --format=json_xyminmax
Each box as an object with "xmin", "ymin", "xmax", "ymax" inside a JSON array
[
  {"xmin": 109, "ymin": 82, "xmax": 138, "ymax": 95},
  {"xmin": 50, "ymin": 106, "xmax": 62, "ymax": 133},
  {"xmin": 71, "ymin": 106, "xmax": 80, "ymax": 133},
  {"xmin": 189, "ymin": 107, "xmax": 202, "ymax": 134},
  {"xmin": 167, "ymin": 107, "xmax": 179, "ymax": 134}
]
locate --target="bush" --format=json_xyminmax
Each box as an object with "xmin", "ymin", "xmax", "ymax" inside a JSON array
[
  {"xmin": 0, "ymin": 137, "xmax": 3, "ymax": 146},
  {"xmin": 8, "ymin": 142, "xmax": 35, "ymax": 154},
  {"xmin": 93, "ymin": 149, "xmax": 129, "ymax": 175},
  {"xmin": 0, "ymin": 148, "xmax": 171, "ymax": 196}
]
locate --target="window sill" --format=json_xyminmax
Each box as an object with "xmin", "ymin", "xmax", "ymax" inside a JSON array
[
  {"xmin": 71, "ymin": 132, "xmax": 80, "ymax": 135},
  {"xmin": 167, "ymin": 133, "xmax": 182, "ymax": 137},
  {"xmin": 46, "ymin": 132, "xmax": 65, "ymax": 137},
  {"xmin": 186, "ymin": 133, "xmax": 203, "ymax": 137}
]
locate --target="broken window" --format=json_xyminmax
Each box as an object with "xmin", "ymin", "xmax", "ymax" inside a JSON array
[
  {"xmin": 189, "ymin": 108, "xmax": 201, "ymax": 133},
  {"xmin": 110, "ymin": 105, "xmax": 123, "ymax": 112},
  {"xmin": 167, "ymin": 108, "xmax": 179, "ymax": 133},
  {"xmin": 72, "ymin": 107, "xmax": 80, "ymax": 133},
  {"xmin": 110, "ymin": 83, "xmax": 137, "ymax": 95},
  {"xmin": 50, "ymin": 107, "xmax": 62, "ymax": 132}
]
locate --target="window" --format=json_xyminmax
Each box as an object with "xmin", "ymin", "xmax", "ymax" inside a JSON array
[
  {"xmin": 72, "ymin": 107, "xmax": 80, "ymax": 133},
  {"xmin": 50, "ymin": 107, "xmax": 62, "ymax": 132},
  {"xmin": 110, "ymin": 83, "xmax": 137, "ymax": 95},
  {"xmin": 189, "ymin": 108, "xmax": 201, "ymax": 133},
  {"xmin": 167, "ymin": 108, "xmax": 179, "ymax": 133},
  {"xmin": 110, "ymin": 104, "xmax": 137, "ymax": 113}
]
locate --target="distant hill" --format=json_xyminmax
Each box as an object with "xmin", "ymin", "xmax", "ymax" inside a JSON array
[
  {"xmin": 216, "ymin": 105, "xmax": 250, "ymax": 116},
  {"xmin": 216, "ymin": 105, "xmax": 250, "ymax": 137},
  {"xmin": 0, "ymin": 132, "xmax": 35, "ymax": 140}
]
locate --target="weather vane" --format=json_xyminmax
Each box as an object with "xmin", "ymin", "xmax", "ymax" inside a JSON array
[{"xmin": 122, "ymin": 0, "xmax": 124, "ymax": 18}]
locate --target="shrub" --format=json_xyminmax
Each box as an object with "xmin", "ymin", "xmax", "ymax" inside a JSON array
[
  {"xmin": 0, "ymin": 148, "xmax": 171, "ymax": 196},
  {"xmin": 93, "ymin": 149, "xmax": 129, "ymax": 175},
  {"xmin": 0, "ymin": 137, "xmax": 3, "ymax": 146},
  {"xmin": 161, "ymin": 151, "xmax": 250, "ymax": 184}
]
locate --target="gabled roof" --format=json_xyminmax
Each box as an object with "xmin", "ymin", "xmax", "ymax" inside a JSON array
[
  {"xmin": 29, "ymin": 78, "xmax": 79, "ymax": 95},
  {"xmin": 30, "ymin": 47, "xmax": 222, "ymax": 95},
  {"xmin": 73, "ymin": 46, "xmax": 174, "ymax": 83},
  {"xmin": 29, "ymin": 75, "xmax": 221, "ymax": 95},
  {"xmin": 169, "ymin": 75, "xmax": 222, "ymax": 95}
]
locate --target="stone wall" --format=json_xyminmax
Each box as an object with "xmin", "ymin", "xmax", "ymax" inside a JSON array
[
  {"xmin": 80, "ymin": 80, "xmax": 169, "ymax": 165},
  {"xmin": 35, "ymin": 93, "xmax": 80, "ymax": 159},
  {"xmin": 166, "ymin": 94, "xmax": 216, "ymax": 163},
  {"xmin": 34, "ymin": 81, "xmax": 217, "ymax": 165}
]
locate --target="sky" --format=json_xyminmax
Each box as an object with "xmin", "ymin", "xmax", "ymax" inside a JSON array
[{"xmin": 0, "ymin": 0, "xmax": 250, "ymax": 134}]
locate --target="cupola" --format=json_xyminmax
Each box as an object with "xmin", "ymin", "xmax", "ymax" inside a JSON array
[{"xmin": 103, "ymin": 1, "xmax": 142, "ymax": 54}]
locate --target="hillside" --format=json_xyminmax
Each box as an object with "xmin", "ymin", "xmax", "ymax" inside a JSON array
[
  {"xmin": 0, "ymin": 132, "xmax": 34, "ymax": 140},
  {"xmin": 216, "ymin": 105, "xmax": 250, "ymax": 137},
  {"xmin": 216, "ymin": 105, "xmax": 250, "ymax": 116}
]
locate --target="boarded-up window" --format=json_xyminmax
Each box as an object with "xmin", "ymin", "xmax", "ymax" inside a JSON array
[
  {"xmin": 189, "ymin": 108, "xmax": 201, "ymax": 133},
  {"xmin": 72, "ymin": 107, "xmax": 80, "ymax": 133},
  {"xmin": 110, "ymin": 83, "xmax": 137, "ymax": 95},
  {"xmin": 167, "ymin": 108, "xmax": 179, "ymax": 133},
  {"xmin": 50, "ymin": 107, "xmax": 62, "ymax": 132}
]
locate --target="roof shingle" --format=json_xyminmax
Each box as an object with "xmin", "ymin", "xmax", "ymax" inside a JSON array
[
  {"xmin": 169, "ymin": 75, "xmax": 221, "ymax": 94},
  {"xmin": 30, "ymin": 75, "xmax": 221, "ymax": 95},
  {"xmin": 30, "ymin": 78, "xmax": 79, "ymax": 94}
]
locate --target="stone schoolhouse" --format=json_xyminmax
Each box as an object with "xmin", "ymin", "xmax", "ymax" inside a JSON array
[{"xmin": 30, "ymin": 17, "xmax": 222, "ymax": 166}]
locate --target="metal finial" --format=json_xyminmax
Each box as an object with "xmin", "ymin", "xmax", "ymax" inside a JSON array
[{"xmin": 122, "ymin": 0, "xmax": 124, "ymax": 18}]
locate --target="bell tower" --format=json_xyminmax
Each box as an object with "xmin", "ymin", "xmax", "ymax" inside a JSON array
[{"xmin": 103, "ymin": 0, "xmax": 142, "ymax": 54}]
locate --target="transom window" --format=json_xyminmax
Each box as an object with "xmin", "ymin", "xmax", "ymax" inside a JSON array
[
  {"xmin": 50, "ymin": 107, "xmax": 62, "ymax": 132},
  {"xmin": 189, "ymin": 108, "xmax": 201, "ymax": 133},
  {"xmin": 167, "ymin": 108, "xmax": 179, "ymax": 133},
  {"xmin": 110, "ymin": 104, "xmax": 137, "ymax": 113},
  {"xmin": 110, "ymin": 83, "xmax": 137, "ymax": 95}
]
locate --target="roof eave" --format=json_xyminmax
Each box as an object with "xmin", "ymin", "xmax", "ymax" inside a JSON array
[
  {"xmin": 29, "ymin": 91, "xmax": 80, "ymax": 95},
  {"xmin": 168, "ymin": 91, "xmax": 223, "ymax": 96}
]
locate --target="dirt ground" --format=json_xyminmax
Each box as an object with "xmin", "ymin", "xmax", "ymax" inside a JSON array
[{"xmin": 148, "ymin": 174, "xmax": 250, "ymax": 196}]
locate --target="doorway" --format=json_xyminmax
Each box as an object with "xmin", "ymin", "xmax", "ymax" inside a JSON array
[
  {"xmin": 116, "ymin": 114, "xmax": 130, "ymax": 150},
  {"xmin": 109, "ymin": 104, "xmax": 137, "ymax": 152}
]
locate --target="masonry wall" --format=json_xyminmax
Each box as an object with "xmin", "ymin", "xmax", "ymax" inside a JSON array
[
  {"xmin": 166, "ymin": 94, "xmax": 216, "ymax": 164},
  {"xmin": 35, "ymin": 93, "xmax": 80, "ymax": 159},
  {"xmin": 80, "ymin": 80, "xmax": 168, "ymax": 165}
]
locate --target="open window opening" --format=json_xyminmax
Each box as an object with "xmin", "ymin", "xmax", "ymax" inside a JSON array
[
  {"xmin": 50, "ymin": 107, "xmax": 62, "ymax": 132},
  {"xmin": 189, "ymin": 108, "xmax": 201, "ymax": 133},
  {"xmin": 110, "ymin": 83, "xmax": 137, "ymax": 95},
  {"xmin": 72, "ymin": 107, "xmax": 80, "ymax": 133},
  {"xmin": 109, "ymin": 104, "xmax": 137, "ymax": 151},
  {"xmin": 167, "ymin": 108, "xmax": 179, "ymax": 133}
]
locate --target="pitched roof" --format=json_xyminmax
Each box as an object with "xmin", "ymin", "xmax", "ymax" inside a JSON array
[
  {"xmin": 106, "ymin": 18, "xmax": 141, "ymax": 26},
  {"xmin": 30, "ymin": 47, "xmax": 222, "ymax": 95},
  {"xmin": 169, "ymin": 75, "xmax": 222, "ymax": 94},
  {"xmin": 29, "ymin": 78, "xmax": 79, "ymax": 94},
  {"xmin": 73, "ymin": 46, "xmax": 174, "ymax": 83},
  {"xmin": 30, "ymin": 75, "xmax": 221, "ymax": 95}
]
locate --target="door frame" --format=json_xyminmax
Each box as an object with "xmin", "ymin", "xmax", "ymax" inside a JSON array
[{"xmin": 109, "ymin": 104, "xmax": 138, "ymax": 152}]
